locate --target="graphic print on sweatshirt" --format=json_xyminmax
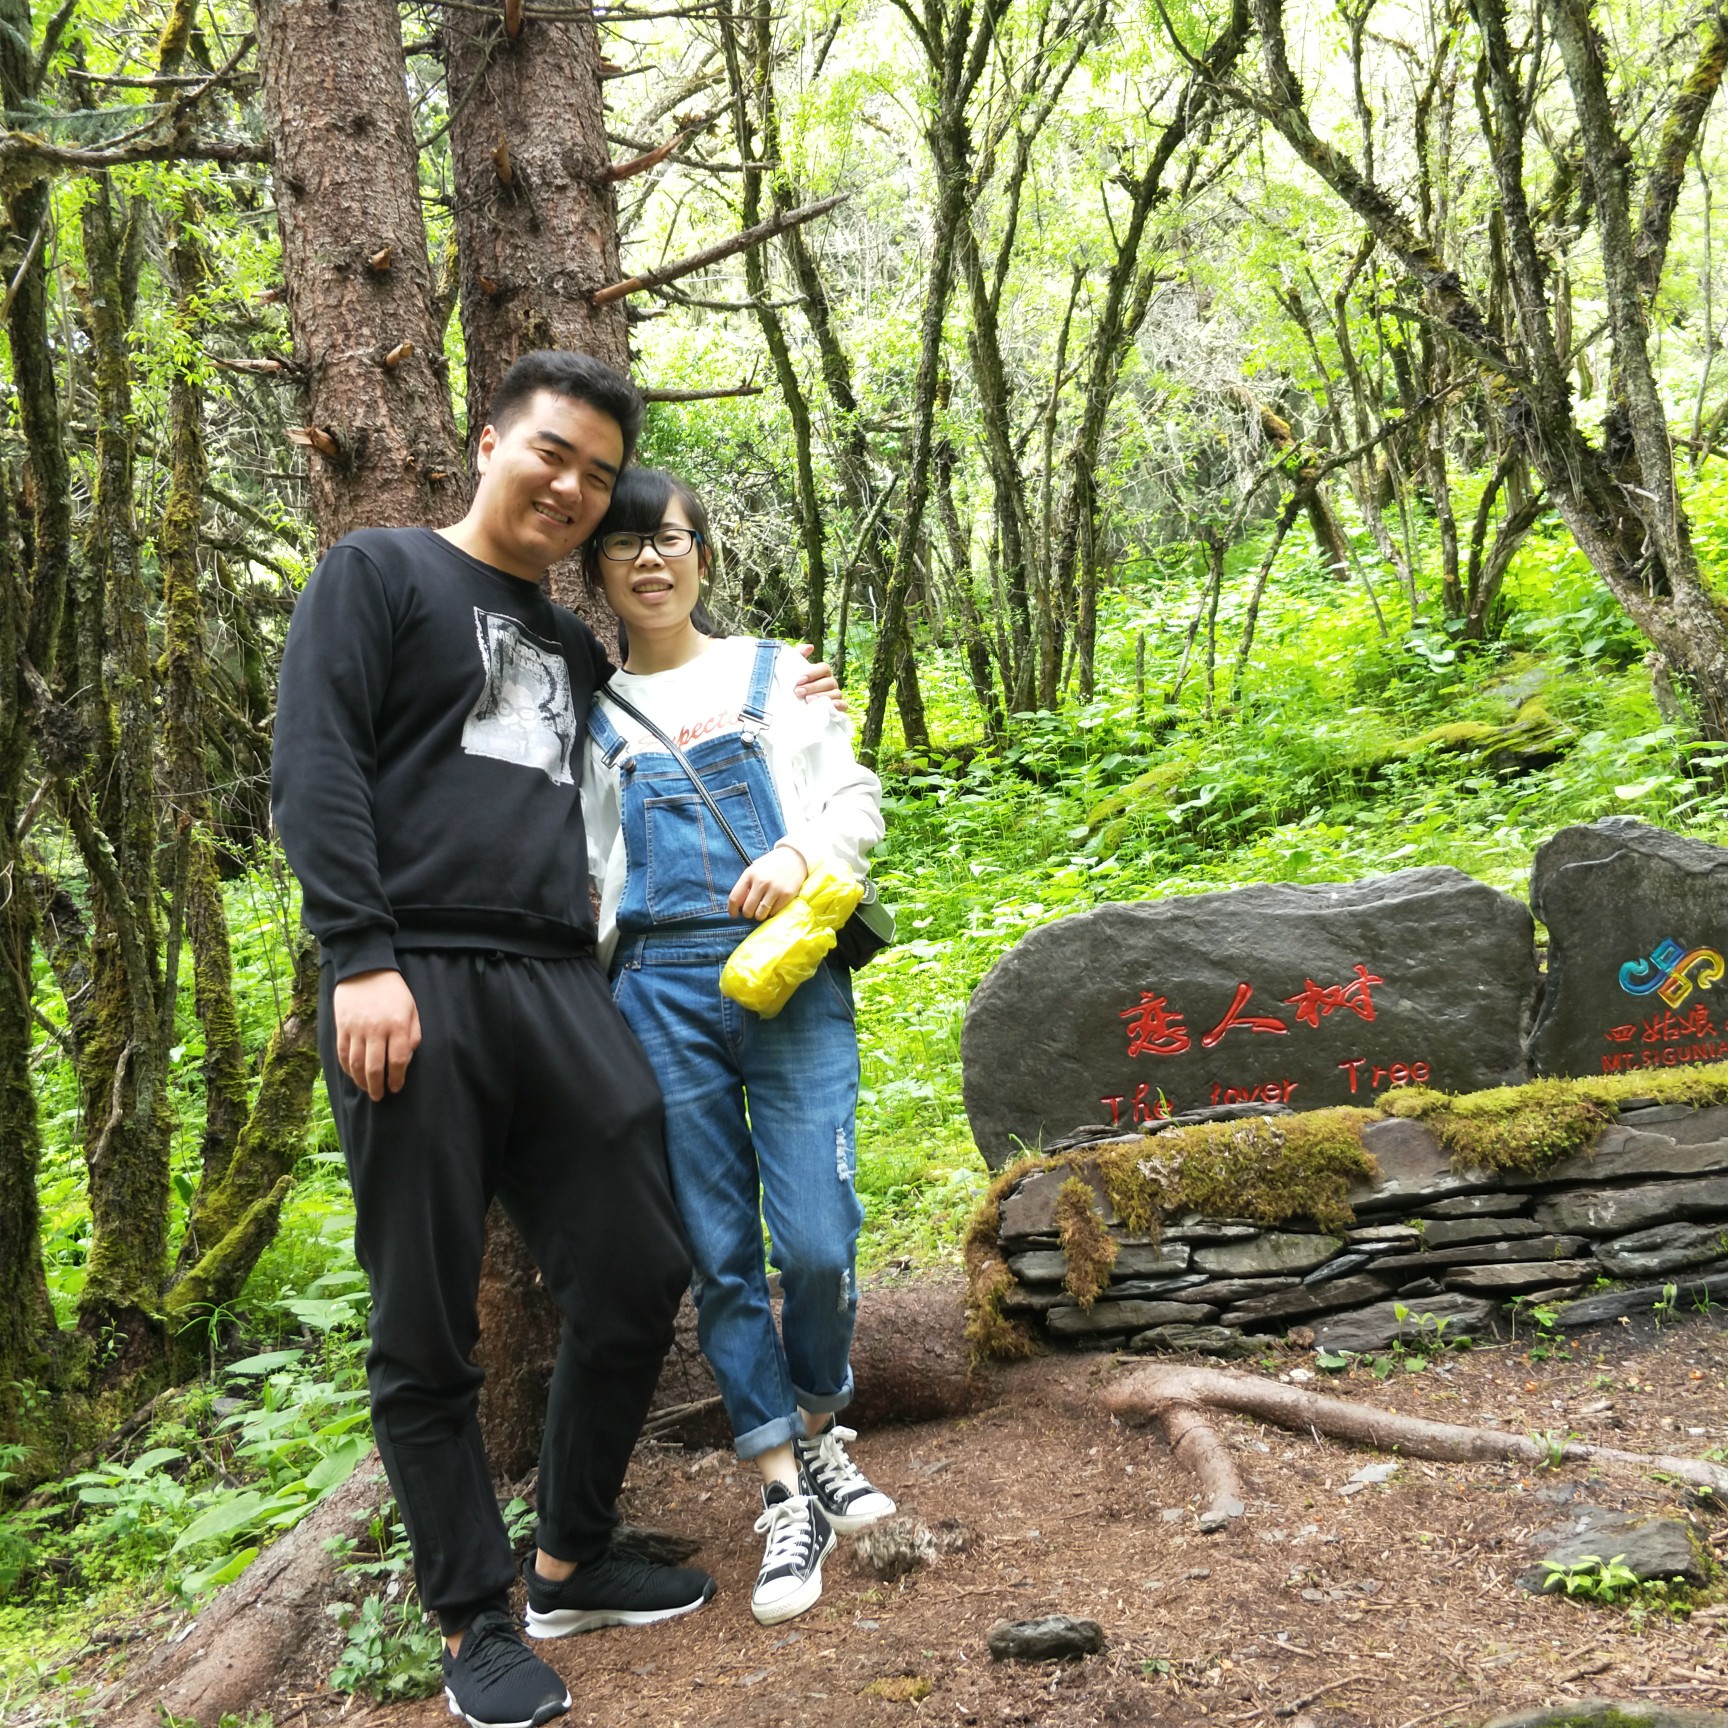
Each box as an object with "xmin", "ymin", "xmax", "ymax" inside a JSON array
[{"xmin": 462, "ymin": 609, "xmax": 578, "ymax": 785}]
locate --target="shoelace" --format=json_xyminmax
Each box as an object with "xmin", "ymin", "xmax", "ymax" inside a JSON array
[
  {"xmin": 755, "ymin": 1493, "xmax": 816, "ymax": 1572},
  {"xmin": 803, "ymin": 1424, "xmax": 871, "ymax": 1497},
  {"xmin": 458, "ymin": 1613, "xmax": 537, "ymax": 1685},
  {"xmin": 582, "ymin": 1550, "xmax": 659, "ymax": 1592}
]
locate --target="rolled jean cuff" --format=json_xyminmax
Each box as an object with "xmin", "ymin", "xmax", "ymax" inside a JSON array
[
  {"xmin": 733, "ymin": 1413, "xmax": 802, "ymax": 1461},
  {"xmin": 791, "ymin": 1368, "xmax": 854, "ymax": 1418}
]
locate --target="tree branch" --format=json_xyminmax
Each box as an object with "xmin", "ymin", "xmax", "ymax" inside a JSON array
[
  {"xmin": 588, "ymin": 192, "xmax": 847, "ymax": 304},
  {"xmin": 1635, "ymin": 4, "xmax": 1728, "ymax": 295}
]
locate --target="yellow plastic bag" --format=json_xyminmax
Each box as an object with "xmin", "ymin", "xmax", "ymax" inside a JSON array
[{"xmin": 720, "ymin": 860, "xmax": 865, "ymax": 1018}]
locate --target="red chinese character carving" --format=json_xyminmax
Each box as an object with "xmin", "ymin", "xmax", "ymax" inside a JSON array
[
  {"xmin": 1645, "ymin": 1003, "xmax": 1716, "ymax": 1043},
  {"xmin": 1120, "ymin": 992, "xmax": 1191, "ymax": 1058},
  {"xmin": 1200, "ymin": 982, "xmax": 1290, "ymax": 1049},
  {"xmin": 1604, "ymin": 1023, "xmax": 1637, "ymax": 1044},
  {"xmin": 1283, "ymin": 964, "xmax": 1384, "ymax": 1029}
]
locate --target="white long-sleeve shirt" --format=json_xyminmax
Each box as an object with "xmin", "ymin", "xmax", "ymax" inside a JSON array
[{"xmin": 582, "ymin": 637, "xmax": 884, "ymax": 967}]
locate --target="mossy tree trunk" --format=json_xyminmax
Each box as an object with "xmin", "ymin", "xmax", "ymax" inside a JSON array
[
  {"xmin": 860, "ymin": 0, "xmax": 992, "ymax": 762},
  {"xmin": 716, "ymin": 0, "xmax": 828, "ymax": 652},
  {"xmin": 0, "ymin": 0, "xmax": 353, "ymax": 1460},
  {"xmin": 0, "ymin": 0, "xmax": 71, "ymax": 1429},
  {"xmin": 1048, "ymin": 0, "xmax": 1252, "ymax": 701},
  {"xmin": 64, "ymin": 154, "xmax": 176, "ymax": 1379}
]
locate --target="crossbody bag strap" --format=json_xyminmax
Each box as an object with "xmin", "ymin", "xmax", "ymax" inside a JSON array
[{"xmin": 600, "ymin": 685, "xmax": 756, "ymax": 868}]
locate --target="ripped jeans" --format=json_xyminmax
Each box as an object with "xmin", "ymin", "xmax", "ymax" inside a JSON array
[{"xmin": 611, "ymin": 932, "xmax": 864, "ymax": 1459}]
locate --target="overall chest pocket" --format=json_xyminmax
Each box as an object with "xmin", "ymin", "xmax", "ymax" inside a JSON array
[{"xmin": 642, "ymin": 781, "xmax": 774, "ymax": 923}]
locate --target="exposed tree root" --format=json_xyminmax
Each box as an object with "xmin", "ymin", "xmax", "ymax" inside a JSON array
[
  {"xmin": 101, "ymin": 1456, "xmax": 389, "ymax": 1728},
  {"xmin": 1156, "ymin": 1399, "xmax": 1249, "ymax": 1522},
  {"xmin": 1104, "ymin": 1365, "xmax": 1728, "ymax": 1523}
]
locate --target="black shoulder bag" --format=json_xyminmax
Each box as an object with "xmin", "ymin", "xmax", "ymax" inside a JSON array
[{"xmin": 600, "ymin": 684, "xmax": 895, "ymax": 970}]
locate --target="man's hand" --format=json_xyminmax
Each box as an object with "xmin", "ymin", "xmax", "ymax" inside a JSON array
[
  {"xmin": 333, "ymin": 968, "xmax": 422, "ymax": 1101},
  {"xmin": 729, "ymin": 844, "xmax": 809, "ymax": 921},
  {"xmin": 793, "ymin": 644, "xmax": 846, "ymax": 712}
]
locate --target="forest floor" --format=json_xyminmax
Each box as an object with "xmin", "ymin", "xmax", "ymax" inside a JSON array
[{"xmin": 78, "ymin": 1300, "xmax": 1728, "ymax": 1728}]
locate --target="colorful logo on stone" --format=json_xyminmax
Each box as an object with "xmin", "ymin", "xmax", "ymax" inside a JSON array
[{"xmin": 1618, "ymin": 938, "xmax": 1725, "ymax": 1008}]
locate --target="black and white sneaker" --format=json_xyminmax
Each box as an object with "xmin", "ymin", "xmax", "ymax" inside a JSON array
[
  {"xmin": 523, "ymin": 1548, "xmax": 716, "ymax": 1639},
  {"xmin": 795, "ymin": 1422, "xmax": 897, "ymax": 1535},
  {"xmin": 751, "ymin": 1480, "xmax": 835, "ymax": 1625},
  {"xmin": 442, "ymin": 1608, "xmax": 570, "ymax": 1728}
]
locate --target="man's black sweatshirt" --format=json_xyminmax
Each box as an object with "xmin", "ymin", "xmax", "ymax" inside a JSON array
[{"xmin": 272, "ymin": 527, "xmax": 612, "ymax": 980}]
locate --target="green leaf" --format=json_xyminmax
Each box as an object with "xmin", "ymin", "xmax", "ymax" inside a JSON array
[
  {"xmin": 126, "ymin": 1447, "xmax": 187, "ymax": 1476},
  {"xmin": 180, "ymin": 1546, "xmax": 258, "ymax": 1596},
  {"xmin": 223, "ymin": 1348, "xmax": 306, "ymax": 1377},
  {"xmin": 170, "ymin": 1491, "xmax": 268, "ymax": 1554},
  {"xmin": 308, "ymin": 1437, "xmax": 370, "ymax": 1496}
]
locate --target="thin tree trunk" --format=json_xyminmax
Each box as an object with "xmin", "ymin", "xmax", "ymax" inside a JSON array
[{"xmin": 718, "ymin": 0, "xmax": 827, "ymax": 650}]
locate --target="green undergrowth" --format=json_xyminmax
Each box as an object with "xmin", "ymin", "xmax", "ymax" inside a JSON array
[{"xmin": 963, "ymin": 1065, "xmax": 1728, "ymax": 1356}]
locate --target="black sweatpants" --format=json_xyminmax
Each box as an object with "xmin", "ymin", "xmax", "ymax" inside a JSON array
[{"xmin": 319, "ymin": 949, "xmax": 693, "ymax": 1629}]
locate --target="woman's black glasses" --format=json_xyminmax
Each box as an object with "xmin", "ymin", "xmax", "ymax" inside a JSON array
[{"xmin": 598, "ymin": 527, "xmax": 703, "ymax": 561}]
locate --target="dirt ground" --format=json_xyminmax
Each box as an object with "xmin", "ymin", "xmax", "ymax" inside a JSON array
[
  {"xmin": 80, "ymin": 1307, "xmax": 1728, "ymax": 1728},
  {"xmin": 57, "ymin": 1299, "xmax": 1728, "ymax": 1728}
]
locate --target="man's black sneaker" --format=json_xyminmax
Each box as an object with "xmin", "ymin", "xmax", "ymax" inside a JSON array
[
  {"xmin": 523, "ymin": 1547, "xmax": 716, "ymax": 1639},
  {"xmin": 794, "ymin": 1422, "xmax": 896, "ymax": 1535},
  {"xmin": 751, "ymin": 1480, "xmax": 835, "ymax": 1625},
  {"xmin": 442, "ymin": 1608, "xmax": 570, "ymax": 1728}
]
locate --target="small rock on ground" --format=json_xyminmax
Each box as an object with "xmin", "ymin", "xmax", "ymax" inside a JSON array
[
  {"xmin": 986, "ymin": 1616, "xmax": 1105, "ymax": 1661},
  {"xmin": 1517, "ymin": 1510, "xmax": 1706, "ymax": 1592},
  {"xmin": 1482, "ymin": 1699, "xmax": 1728, "ymax": 1728}
]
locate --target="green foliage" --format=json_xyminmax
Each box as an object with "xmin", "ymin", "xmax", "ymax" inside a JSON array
[
  {"xmin": 1541, "ymin": 1552, "xmax": 1643, "ymax": 1601},
  {"xmin": 324, "ymin": 1500, "xmax": 442, "ymax": 1701},
  {"xmin": 327, "ymin": 1596, "xmax": 443, "ymax": 1702},
  {"xmin": 1538, "ymin": 1551, "xmax": 1696, "ymax": 1623}
]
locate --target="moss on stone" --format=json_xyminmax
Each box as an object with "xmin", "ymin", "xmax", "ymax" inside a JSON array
[
  {"xmin": 1056, "ymin": 1177, "xmax": 1117, "ymax": 1308},
  {"xmin": 1384, "ymin": 1063, "xmax": 1728, "ymax": 1175},
  {"xmin": 1084, "ymin": 759, "xmax": 1193, "ymax": 831},
  {"xmin": 1093, "ymin": 1109, "xmax": 1379, "ymax": 1237},
  {"xmin": 961, "ymin": 1153, "xmax": 1046, "ymax": 1361},
  {"xmin": 1388, "ymin": 699, "xmax": 1573, "ymax": 769}
]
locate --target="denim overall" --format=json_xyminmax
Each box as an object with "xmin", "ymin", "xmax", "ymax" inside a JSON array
[{"xmin": 589, "ymin": 639, "xmax": 864, "ymax": 1460}]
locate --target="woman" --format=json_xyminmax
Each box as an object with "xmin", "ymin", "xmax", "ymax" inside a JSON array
[{"xmin": 569, "ymin": 467, "xmax": 893, "ymax": 1627}]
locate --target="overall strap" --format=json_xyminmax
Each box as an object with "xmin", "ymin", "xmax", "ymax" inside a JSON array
[
  {"xmin": 600, "ymin": 685, "xmax": 755, "ymax": 867},
  {"xmin": 587, "ymin": 691, "xmax": 628, "ymax": 767},
  {"xmin": 739, "ymin": 637, "xmax": 780, "ymax": 732}
]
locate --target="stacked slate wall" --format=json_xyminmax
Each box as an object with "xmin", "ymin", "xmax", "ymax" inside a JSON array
[{"xmin": 993, "ymin": 1101, "xmax": 1728, "ymax": 1355}]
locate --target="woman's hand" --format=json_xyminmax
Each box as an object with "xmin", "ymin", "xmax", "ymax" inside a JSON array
[
  {"xmin": 729, "ymin": 843, "xmax": 809, "ymax": 920},
  {"xmin": 793, "ymin": 644, "xmax": 846, "ymax": 711}
]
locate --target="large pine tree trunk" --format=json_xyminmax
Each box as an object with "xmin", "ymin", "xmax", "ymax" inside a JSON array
[
  {"xmin": 258, "ymin": 0, "xmax": 467, "ymax": 545},
  {"xmin": 443, "ymin": 5, "xmax": 630, "ymax": 433},
  {"xmin": 441, "ymin": 3, "xmax": 636, "ymax": 1429}
]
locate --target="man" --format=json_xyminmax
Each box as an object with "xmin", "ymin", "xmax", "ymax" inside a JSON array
[{"xmin": 273, "ymin": 350, "xmax": 835, "ymax": 1728}]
